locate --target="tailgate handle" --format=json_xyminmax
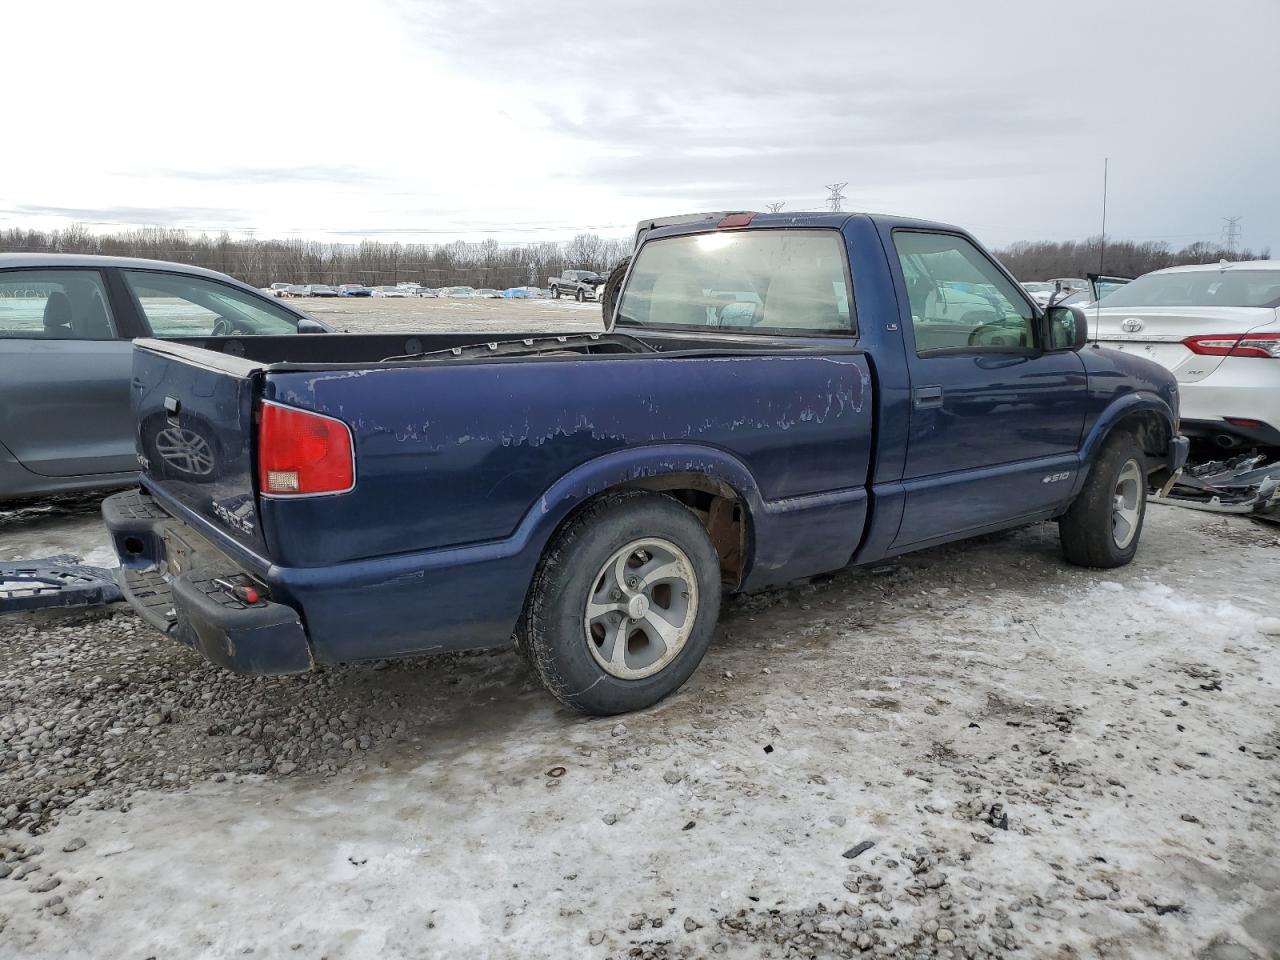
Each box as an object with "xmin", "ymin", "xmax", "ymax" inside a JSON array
[
  {"xmin": 164, "ymin": 395, "xmax": 181, "ymax": 423},
  {"xmin": 913, "ymin": 385, "xmax": 944, "ymax": 409}
]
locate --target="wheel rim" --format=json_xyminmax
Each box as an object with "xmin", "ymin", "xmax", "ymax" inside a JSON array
[
  {"xmin": 154, "ymin": 427, "xmax": 215, "ymax": 476},
  {"xmin": 1111, "ymin": 458, "xmax": 1143, "ymax": 549},
  {"xmin": 583, "ymin": 537, "xmax": 698, "ymax": 680}
]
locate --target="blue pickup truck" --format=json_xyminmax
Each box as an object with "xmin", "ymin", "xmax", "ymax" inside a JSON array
[{"xmin": 103, "ymin": 211, "xmax": 1188, "ymax": 715}]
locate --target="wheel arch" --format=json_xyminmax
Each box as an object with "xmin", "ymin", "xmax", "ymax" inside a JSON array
[
  {"xmin": 1081, "ymin": 393, "xmax": 1175, "ymax": 469},
  {"xmin": 521, "ymin": 444, "xmax": 763, "ymax": 591}
]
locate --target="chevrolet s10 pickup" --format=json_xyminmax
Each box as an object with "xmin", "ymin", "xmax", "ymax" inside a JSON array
[{"xmin": 104, "ymin": 211, "xmax": 1189, "ymax": 715}]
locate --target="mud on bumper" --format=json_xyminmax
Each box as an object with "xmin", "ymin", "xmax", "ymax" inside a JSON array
[{"xmin": 102, "ymin": 489, "xmax": 312, "ymax": 675}]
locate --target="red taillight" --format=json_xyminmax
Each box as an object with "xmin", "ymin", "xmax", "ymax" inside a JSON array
[
  {"xmin": 1225, "ymin": 417, "xmax": 1265, "ymax": 429},
  {"xmin": 1183, "ymin": 332, "xmax": 1280, "ymax": 359},
  {"xmin": 257, "ymin": 402, "xmax": 354, "ymax": 496}
]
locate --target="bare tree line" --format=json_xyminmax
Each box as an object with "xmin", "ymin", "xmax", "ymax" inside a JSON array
[
  {"xmin": 0, "ymin": 226, "xmax": 631, "ymax": 290},
  {"xmin": 0, "ymin": 225, "xmax": 1270, "ymax": 289},
  {"xmin": 993, "ymin": 235, "xmax": 1271, "ymax": 282}
]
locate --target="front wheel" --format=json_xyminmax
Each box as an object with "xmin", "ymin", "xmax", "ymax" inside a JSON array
[
  {"xmin": 518, "ymin": 491, "xmax": 721, "ymax": 715},
  {"xmin": 574, "ymin": 288, "xmax": 585, "ymax": 302},
  {"xmin": 1059, "ymin": 432, "xmax": 1147, "ymax": 568}
]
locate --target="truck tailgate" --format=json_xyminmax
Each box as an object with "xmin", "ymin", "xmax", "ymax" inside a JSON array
[{"xmin": 131, "ymin": 339, "xmax": 269, "ymax": 558}]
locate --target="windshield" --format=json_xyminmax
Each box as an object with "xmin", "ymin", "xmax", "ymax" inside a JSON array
[
  {"xmin": 617, "ymin": 229, "xmax": 852, "ymax": 334},
  {"xmin": 1100, "ymin": 269, "xmax": 1280, "ymax": 309}
]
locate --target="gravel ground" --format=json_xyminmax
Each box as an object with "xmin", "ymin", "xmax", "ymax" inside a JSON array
[
  {"xmin": 299, "ymin": 293, "xmax": 607, "ymax": 334},
  {"xmin": 1, "ymin": 505, "xmax": 1278, "ymax": 959}
]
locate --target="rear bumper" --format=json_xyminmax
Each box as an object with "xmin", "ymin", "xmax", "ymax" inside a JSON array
[{"xmin": 103, "ymin": 490, "xmax": 312, "ymax": 675}]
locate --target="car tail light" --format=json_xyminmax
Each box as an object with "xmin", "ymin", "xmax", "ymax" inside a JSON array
[
  {"xmin": 1183, "ymin": 332, "xmax": 1280, "ymax": 358},
  {"xmin": 257, "ymin": 402, "xmax": 354, "ymax": 496}
]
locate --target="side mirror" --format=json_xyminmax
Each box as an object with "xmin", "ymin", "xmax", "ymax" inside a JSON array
[
  {"xmin": 1046, "ymin": 304, "xmax": 1088, "ymax": 351},
  {"xmin": 296, "ymin": 317, "xmax": 327, "ymax": 334}
]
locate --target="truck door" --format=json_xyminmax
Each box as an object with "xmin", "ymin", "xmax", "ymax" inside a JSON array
[{"xmin": 889, "ymin": 230, "xmax": 1087, "ymax": 548}]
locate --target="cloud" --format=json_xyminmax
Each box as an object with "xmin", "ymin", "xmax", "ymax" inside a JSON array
[{"xmin": 4, "ymin": 204, "xmax": 247, "ymax": 228}]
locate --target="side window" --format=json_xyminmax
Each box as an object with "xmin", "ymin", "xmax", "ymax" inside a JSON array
[
  {"xmin": 123, "ymin": 271, "xmax": 301, "ymax": 337},
  {"xmin": 0, "ymin": 270, "xmax": 117, "ymax": 340},
  {"xmin": 617, "ymin": 230, "xmax": 854, "ymax": 334},
  {"xmin": 892, "ymin": 232, "xmax": 1034, "ymax": 355}
]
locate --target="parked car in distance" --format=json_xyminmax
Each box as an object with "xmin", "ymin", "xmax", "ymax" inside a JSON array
[
  {"xmin": 301, "ymin": 284, "xmax": 338, "ymax": 298},
  {"xmin": 1087, "ymin": 260, "xmax": 1280, "ymax": 451},
  {"xmin": 285, "ymin": 285, "xmax": 307, "ymax": 297},
  {"xmin": 1022, "ymin": 281, "xmax": 1056, "ymax": 306},
  {"xmin": 103, "ymin": 210, "xmax": 1186, "ymax": 717},
  {"xmin": 549, "ymin": 269, "xmax": 604, "ymax": 301},
  {"xmin": 502, "ymin": 286, "xmax": 542, "ymax": 299},
  {"xmin": 474, "ymin": 288, "xmax": 502, "ymax": 299},
  {"xmin": 338, "ymin": 284, "xmax": 372, "ymax": 297},
  {"xmin": 267, "ymin": 282, "xmax": 292, "ymax": 298},
  {"xmin": 437, "ymin": 286, "xmax": 476, "ymax": 298},
  {"xmin": 0, "ymin": 254, "xmax": 332, "ymax": 500},
  {"xmin": 414, "ymin": 287, "xmax": 439, "ymax": 298},
  {"xmin": 371, "ymin": 286, "xmax": 410, "ymax": 298}
]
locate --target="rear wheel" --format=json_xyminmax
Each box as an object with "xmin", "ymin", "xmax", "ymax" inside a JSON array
[
  {"xmin": 518, "ymin": 491, "xmax": 721, "ymax": 715},
  {"xmin": 575, "ymin": 288, "xmax": 585, "ymax": 302},
  {"xmin": 1059, "ymin": 432, "xmax": 1147, "ymax": 568},
  {"xmin": 551, "ymin": 286, "xmax": 561, "ymax": 299}
]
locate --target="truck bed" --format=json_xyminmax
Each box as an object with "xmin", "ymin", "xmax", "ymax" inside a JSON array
[{"xmin": 124, "ymin": 330, "xmax": 874, "ymax": 662}]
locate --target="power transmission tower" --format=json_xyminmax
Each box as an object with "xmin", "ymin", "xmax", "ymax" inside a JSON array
[
  {"xmin": 1221, "ymin": 216, "xmax": 1242, "ymax": 255},
  {"xmin": 824, "ymin": 182, "xmax": 848, "ymax": 213},
  {"xmin": 766, "ymin": 202, "xmax": 785, "ymax": 213}
]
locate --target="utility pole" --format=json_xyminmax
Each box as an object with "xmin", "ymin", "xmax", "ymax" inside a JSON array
[
  {"xmin": 766, "ymin": 202, "xmax": 785, "ymax": 213},
  {"xmin": 1221, "ymin": 216, "xmax": 1242, "ymax": 256},
  {"xmin": 824, "ymin": 182, "xmax": 848, "ymax": 213}
]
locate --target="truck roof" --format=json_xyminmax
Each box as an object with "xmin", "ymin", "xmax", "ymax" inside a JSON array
[{"xmin": 634, "ymin": 211, "xmax": 967, "ymax": 247}]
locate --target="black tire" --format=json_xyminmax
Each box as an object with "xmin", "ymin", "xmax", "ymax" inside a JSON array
[
  {"xmin": 551, "ymin": 286, "xmax": 561, "ymax": 299},
  {"xmin": 1059, "ymin": 432, "xmax": 1147, "ymax": 568},
  {"xmin": 518, "ymin": 490, "xmax": 721, "ymax": 715},
  {"xmin": 575, "ymin": 287, "xmax": 585, "ymax": 302},
  {"xmin": 601, "ymin": 257, "xmax": 629, "ymax": 325}
]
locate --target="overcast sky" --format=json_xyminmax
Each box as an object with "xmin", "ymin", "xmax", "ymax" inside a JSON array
[{"xmin": 4, "ymin": 0, "xmax": 1278, "ymax": 251}]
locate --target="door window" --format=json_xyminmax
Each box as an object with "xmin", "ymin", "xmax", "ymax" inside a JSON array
[
  {"xmin": 123, "ymin": 271, "xmax": 302, "ymax": 336},
  {"xmin": 0, "ymin": 270, "xmax": 116, "ymax": 339},
  {"xmin": 893, "ymin": 232, "xmax": 1034, "ymax": 354}
]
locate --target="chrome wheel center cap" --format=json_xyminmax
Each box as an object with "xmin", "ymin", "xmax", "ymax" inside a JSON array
[{"xmin": 627, "ymin": 594, "xmax": 650, "ymax": 619}]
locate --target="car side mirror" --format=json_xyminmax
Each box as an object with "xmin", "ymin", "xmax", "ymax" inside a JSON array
[
  {"xmin": 296, "ymin": 317, "xmax": 327, "ymax": 334},
  {"xmin": 1046, "ymin": 304, "xmax": 1088, "ymax": 351}
]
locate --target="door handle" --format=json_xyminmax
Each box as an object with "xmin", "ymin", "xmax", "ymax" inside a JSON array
[{"xmin": 913, "ymin": 385, "xmax": 944, "ymax": 409}]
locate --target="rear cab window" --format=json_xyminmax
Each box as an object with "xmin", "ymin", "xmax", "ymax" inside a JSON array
[
  {"xmin": 0, "ymin": 270, "xmax": 117, "ymax": 339},
  {"xmin": 123, "ymin": 271, "xmax": 302, "ymax": 337},
  {"xmin": 617, "ymin": 229, "xmax": 854, "ymax": 335}
]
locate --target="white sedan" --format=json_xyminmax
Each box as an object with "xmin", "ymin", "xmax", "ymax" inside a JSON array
[{"xmin": 1088, "ymin": 261, "xmax": 1280, "ymax": 451}]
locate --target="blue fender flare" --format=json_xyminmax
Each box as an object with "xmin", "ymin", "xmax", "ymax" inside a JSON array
[{"xmin": 1070, "ymin": 392, "xmax": 1177, "ymax": 498}]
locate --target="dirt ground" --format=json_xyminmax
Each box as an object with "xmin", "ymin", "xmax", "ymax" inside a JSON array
[
  {"xmin": 1, "ymin": 299, "xmax": 1278, "ymax": 959},
  {"xmin": 1, "ymin": 504, "xmax": 1278, "ymax": 959}
]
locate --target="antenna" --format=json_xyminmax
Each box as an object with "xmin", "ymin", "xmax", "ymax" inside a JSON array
[
  {"xmin": 766, "ymin": 202, "xmax": 785, "ymax": 213},
  {"xmin": 1098, "ymin": 158, "xmax": 1107, "ymax": 273},
  {"xmin": 824, "ymin": 182, "xmax": 848, "ymax": 213},
  {"xmin": 1221, "ymin": 216, "xmax": 1242, "ymax": 256}
]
